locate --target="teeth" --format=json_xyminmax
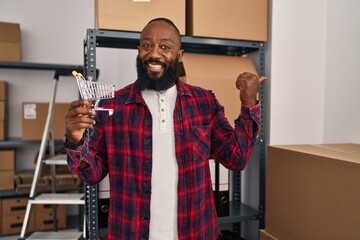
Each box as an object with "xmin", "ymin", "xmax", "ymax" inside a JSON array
[{"xmin": 149, "ymin": 63, "xmax": 162, "ymax": 69}]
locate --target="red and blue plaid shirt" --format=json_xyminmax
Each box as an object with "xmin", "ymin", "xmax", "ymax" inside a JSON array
[{"xmin": 67, "ymin": 79, "xmax": 260, "ymax": 240}]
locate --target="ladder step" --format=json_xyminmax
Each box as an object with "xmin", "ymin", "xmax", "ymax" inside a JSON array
[
  {"xmin": 30, "ymin": 193, "xmax": 85, "ymax": 205},
  {"xmin": 25, "ymin": 230, "xmax": 83, "ymax": 239},
  {"xmin": 42, "ymin": 154, "xmax": 67, "ymax": 165}
]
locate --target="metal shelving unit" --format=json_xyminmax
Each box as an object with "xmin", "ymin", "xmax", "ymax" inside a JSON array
[
  {"xmin": 0, "ymin": 62, "xmax": 86, "ymax": 239},
  {"xmin": 83, "ymin": 29, "xmax": 266, "ymax": 239},
  {"xmin": 0, "ymin": 62, "xmax": 84, "ymax": 200}
]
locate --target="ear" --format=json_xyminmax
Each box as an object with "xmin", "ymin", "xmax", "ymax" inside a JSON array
[
  {"xmin": 177, "ymin": 49, "xmax": 184, "ymax": 61},
  {"xmin": 137, "ymin": 45, "xmax": 140, "ymax": 53}
]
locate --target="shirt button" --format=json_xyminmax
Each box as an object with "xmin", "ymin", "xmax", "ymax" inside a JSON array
[
  {"xmin": 161, "ymin": 119, "xmax": 165, "ymax": 123},
  {"xmin": 161, "ymin": 108, "xmax": 164, "ymax": 112}
]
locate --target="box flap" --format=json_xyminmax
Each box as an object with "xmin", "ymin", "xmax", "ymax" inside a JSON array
[
  {"xmin": 268, "ymin": 144, "xmax": 360, "ymax": 164},
  {"xmin": 178, "ymin": 53, "xmax": 258, "ymax": 125}
]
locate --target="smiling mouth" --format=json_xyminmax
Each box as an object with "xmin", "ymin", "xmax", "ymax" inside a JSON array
[{"xmin": 148, "ymin": 62, "xmax": 162, "ymax": 71}]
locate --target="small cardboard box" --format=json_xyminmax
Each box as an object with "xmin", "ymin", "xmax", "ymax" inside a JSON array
[
  {"xmin": 22, "ymin": 102, "xmax": 70, "ymax": 141},
  {"xmin": 0, "ymin": 197, "xmax": 36, "ymax": 234},
  {"xmin": 0, "ymin": 101, "xmax": 7, "ymax": 121},
  {"xmin": 1, "ymin": 214, "xmax": 35, "ymax": 234},
  {"xmin": 266, "ymin": 144, "xmax": 360, "ymax": 240},
  {"xmin": 0, "ymin": 81, "xmax": 8, "ymax": 101},
  {"xmin": 0, "ymin": 171, "xmax": 15, "ymax": 191},
  {"xmin": 0, "ymin": 22, "xmax": 21, "ymax": 62},
  {"xmin": 0, "ymin": 120, "xmax": 6, "ymax": 141},
  {"xmin": 187, "ymin": 0, "xmax": 268, "ymax": 41},
  {"xmin": 1, "ymin": 197, "xmax": 27, "ymax": 217},
  {"xmin": 0, "ymin": 150, "xmax": 14, "ymax": 171},
  {"xmin": 95, "ymin": 0, "xmax": 186, "ymax": 34},
  {"xmin": 178, "ymin": 53, "xmax": 258, "ymax": 125},
  {"xmin": 34, "ymin": 205, "xmax": 66, "ymax": 231},
  {"xmin": 0, "ymin": 151, "xmax": 15, "ymax": 191}
]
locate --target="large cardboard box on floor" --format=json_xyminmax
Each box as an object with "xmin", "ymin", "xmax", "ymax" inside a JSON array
[
  {"xmin": 0, "ymin": 22, "xmax": 21, "ymax": 62},
  {"xmin": 178, "ymin": 53, "xmax": 258, "ymax": 126},
  {"xmin": 95, "ymin": 0, "xmax": 186, "ymax": 34},
  {"xmin": 187, "ymin": 0, "xmax": 268, "ymax": 41},
  {"xmin": 266, "ymin": 144, "xmax": 360, "ymax": 240},
  {"xmin": 22, "ymin": 102, "xmax": 70, "ymax": 141}
]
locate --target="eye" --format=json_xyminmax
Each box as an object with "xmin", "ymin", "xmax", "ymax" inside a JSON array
[
  {"xmin": 160, "ymin": 45, "xmax": 171, "ymax": 50},
  {"xmin": 141, "ymin": 43, "xmax": 151, "ymax": 48}
]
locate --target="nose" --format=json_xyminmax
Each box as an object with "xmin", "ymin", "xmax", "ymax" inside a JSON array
[{"xmin": 148, "ymin": 45, "xmax": 161, "ymax": 59}]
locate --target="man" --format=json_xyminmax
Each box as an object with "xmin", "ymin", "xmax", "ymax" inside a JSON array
[{"xmin": 64, "ymin": 18, "xmax": 267, "ymax": 240}]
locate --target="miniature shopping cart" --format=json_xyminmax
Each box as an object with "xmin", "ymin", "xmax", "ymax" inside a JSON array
[{"xmin": 72, "ymin": 71, "xmax": 115, "ymax": 115}]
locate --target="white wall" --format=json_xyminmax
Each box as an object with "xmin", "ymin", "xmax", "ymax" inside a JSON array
[
  {"xmin": 323, "ymin": 0, "xmax": 360, "ymax": 143},
  {"xmin": 269, "ymin": 0, "xmax": 327, "ymax": 144},
  {"xmin": 0, "ymin": 0, "xmax": 94, "ymax": 142},
  {"xmin": 270, "ymin": 0, "xmax": 360, "ymax": 145}
]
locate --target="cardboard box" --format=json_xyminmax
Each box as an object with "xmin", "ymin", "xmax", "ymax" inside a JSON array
[
  {"xmin": 0, "ymin": 101, "xmax": 6, "ymax": 121},
  {"xmin": 0, "ymin": 150, "xmax": 14, "ymax": 170},
  {"xmin": 260, "ymin": 229, "xmax": 278, "ymax": 240},
  {"xmin": 0, "ymin": 81, "xmax": 8, "ymax": 101},
  {"xmin": 1, "ymin": 197, "xmax": 27, "ymax": 217},
  {"xmin": 34, "ymin": 205, "xmax": 66, "ymax": 231},
  {"xmin": 0, "ymin": 22, "xmax": 21, "ymax": 62},
  {"xmin": 0, "ymin": 197, "xmax": 35, "ymax": 234},
  {"xmin": 266, "ymin": 144, "xmax": 360, "ymax": 240},
  {"xmin": 178, "ymin": 53, "xmax": 258, "ymax": 125},
  {"xmin": 0, "ymin": 120, "xmax": 7, "ymax": 141},
  {"xmin": 22, "ymin": 102, "xmax": 70, "ymax": 141},
  {"xmin": 95, "ymin": 0, "xmax": 186, "ymax": 34},
  {"xmin": 187, "ymin": 0, "xmax": 268, "ymax": 41},
  {"xmin": 1, "ymin": 213, "xmax": 35, "ymax": 235},
  {"xmin": 0, "ymin": 150, "xmax": 15, "ymax": 190},
  {"xmin": 0, "ymin": 171, "xmax": 14, "ymax": 191}
]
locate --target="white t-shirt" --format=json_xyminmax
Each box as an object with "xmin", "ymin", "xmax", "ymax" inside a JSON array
[{"xmin": 141, "ymin": 85, "xmax": 179, "ymax": 240}]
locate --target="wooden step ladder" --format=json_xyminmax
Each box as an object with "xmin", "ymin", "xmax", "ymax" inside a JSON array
[{"xmin": 19, "ymin": 70, "xmax": 86, "ymax": 240}]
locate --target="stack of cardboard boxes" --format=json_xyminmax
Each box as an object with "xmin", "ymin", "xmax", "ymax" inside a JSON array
[
  {"xmin": 0, "ymin": 150, "xmax": 15, "ymax": 192},
  {"xmin": 0, "ymin": 81, "xmax": 8, "ymax": 141},
  {"xmin": 94, "ymin": 0, "xmax": 268, "ymax": 42},
  {"xmin": 0, "ymin": 197, "xmax": 66, "ymax": 235}
]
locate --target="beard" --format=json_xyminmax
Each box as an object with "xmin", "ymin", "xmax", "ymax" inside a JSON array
[{"xmin": 135, "ymin": 55, "xmax": 179, "ymax": 91}]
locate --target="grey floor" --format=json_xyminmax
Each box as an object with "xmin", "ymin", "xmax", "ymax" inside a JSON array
[{"xmin": 0, "ymin": 228, "xmax": 81, "ymax": 240}]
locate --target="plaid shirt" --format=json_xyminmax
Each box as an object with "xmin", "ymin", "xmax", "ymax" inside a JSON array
[{"xmin": 67, "ymin": 79, "xmax": 260, "ymax": 240}]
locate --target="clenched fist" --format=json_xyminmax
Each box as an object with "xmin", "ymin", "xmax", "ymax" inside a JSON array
[{"xmin": 236, "ymin": 72, "xmax": 268, "ymax": 107}]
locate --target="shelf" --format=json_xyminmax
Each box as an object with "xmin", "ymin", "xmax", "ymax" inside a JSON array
[
  {"xmin": 87, "ymin": 29, "xmax": 262, "ymax": 56},
  {"xmin": 0, "ymin": 61, "xmax": 83, "ymax": 76},
  {"xmin": 0, "ymin": 138, "xmax": 63, "ymax": 148},
  {"xmin": 218, "ymin": 202, "xmax": 259, "ymax": 225},
  {"xmin": 31, "ymin": 193, "xmax": 85, "ymax": 205},
  {"xmin": 0, "ymin": 190, "xmax": 27, "ymax": 198}
]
